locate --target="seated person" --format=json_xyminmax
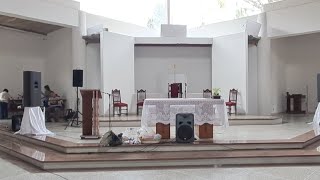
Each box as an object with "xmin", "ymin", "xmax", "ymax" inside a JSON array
[
  {"xmin": 0, "ymin": 89, "xmax": 12, "ymax": 119},
  {"xmin": 42, "ymin": 85, "xmax": 59, "ymax": 107},
  {"xmin": 42, "ymin": 85, "xmax": 61, "ymax": 122}
]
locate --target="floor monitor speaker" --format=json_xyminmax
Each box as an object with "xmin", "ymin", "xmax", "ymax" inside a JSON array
[
  {"xmin": 176, "ymin": 113, "xmax": 194, "ymax": 143},
  {"xmin": 23, "ymin": 71, "xmax": 41, "ymax": 107},
  {"xmin": 73, "ymin": 70, "xmax": 83, "ymax": 87},
  {"xmin": 12, "ymin": 115, "xmax": 23, "ymax": 132}
]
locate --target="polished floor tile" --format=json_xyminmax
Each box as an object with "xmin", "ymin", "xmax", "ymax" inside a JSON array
[{"xmin": 2, "ymin": 152, "xmax": 320, "ymax": 180}]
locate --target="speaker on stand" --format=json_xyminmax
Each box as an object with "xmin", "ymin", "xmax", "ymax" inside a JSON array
[
  {"xmin": 176, "ymin": 113, "xmax": 194, "ymax": 143},
  {"xmin": 65, "ymin": 70, "xmax": 83, "ymax": 129},
  {"xmin": 23, "ymin": 71, "xmax": 41, "ymax": 107},
  {"xmin": 18, "ymin": 71, "xmax": 41, "ymax": 132}
]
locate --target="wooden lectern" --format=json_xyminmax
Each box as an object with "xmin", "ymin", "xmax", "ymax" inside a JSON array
[{"xmin": 80, "ymin": 89, "xmax": 102, "ymax": 139}]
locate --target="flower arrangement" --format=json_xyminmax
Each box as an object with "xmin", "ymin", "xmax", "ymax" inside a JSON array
[{"xmin": 212, "ymin": 88, "xmax": 221, "ymax": 99}]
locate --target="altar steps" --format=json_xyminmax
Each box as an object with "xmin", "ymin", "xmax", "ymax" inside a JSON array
[
  {"xmin": 1, "ymin": 133, "xmax": 320, "ymax": 170},
  {"xmin": 1, "ymin": 128, "xmax": 320, "ymax": 170},
  {"xmin": 0, "ymin": 129, "xmax": 318, "ymax": 154}
]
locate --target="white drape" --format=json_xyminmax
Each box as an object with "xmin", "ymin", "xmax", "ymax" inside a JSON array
[
  {"xmin": 313, "ymin": 103, "xmax": 320, "ymax": 136},
  {"xmin": 15, "ymin": 107, "xmax": 53, "ymax": 136}
]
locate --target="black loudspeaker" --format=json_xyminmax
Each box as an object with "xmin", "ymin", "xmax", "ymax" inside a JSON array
[
  {"xmin": 73, "ymin": 70, "xmax": 83, "ymax": 87},
  {"xmin": 12, "ymin": 115, "xmax": 22, "ymax": 132},
  {"xmin": 176, "ymin": 113, "xmax": 194, "ymax": 143},
  {"xmin": 23, "ymin": 71, "xmax": 41, "ymax": 107}
]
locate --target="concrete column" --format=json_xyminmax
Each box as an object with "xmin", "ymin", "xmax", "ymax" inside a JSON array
[{"xmin": 257, "ymin": 13, "xmax": 272, "ymax": 115}]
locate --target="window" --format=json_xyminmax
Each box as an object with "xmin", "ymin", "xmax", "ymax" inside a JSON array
[
  {"xmin": 74, "ymin": 0, "xmax": 282, "ymax": 29},
  {"xmin": 75, "ymin": 0, "xmax": 167, "ymax": 29},
  {"xmin": 170, "ymin": 0, "xmax": 282, "ymax": 28}
]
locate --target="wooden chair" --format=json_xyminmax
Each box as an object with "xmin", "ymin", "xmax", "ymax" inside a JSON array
[
  {"xmin": 136, "ymin": 89, "xmax": 146, "ymax": 115},
  {"xmin": 203, "ymin": 89, "xmax": 212, "ymax": 98},
  {"xmin": 112, "ymin": 89, "xmax": 128, "ymax": 116},
  {"xmin": 168, "ymin": 83, "xmax": 182, "ymax": 98},
  {"xmin": 226, "ymin": 89, "xmax": 238, "ymax": 115}
]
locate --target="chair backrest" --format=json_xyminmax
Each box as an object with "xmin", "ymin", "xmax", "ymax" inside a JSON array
[
  {"xmin": 137, "ymin": 89, "xmax": 146, "ymax": 103},
  {"xmin": 229, "ymin": 89, "xmax": 238, "ymax": 103},
  {"xmin": 203, "ymin": 89, "xmax": 212, "ymax": 98},
  {"xmin": 169, "ymin": 83, "xmax": 182, "ymax": 98},
  {"xmin": 112, "ymin": 89, "xmax": 121, "ymax": 103}
]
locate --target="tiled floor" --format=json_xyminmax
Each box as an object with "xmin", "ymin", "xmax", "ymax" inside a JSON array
[{"xmin": 1, "ymin": 151, "xmax": 320, "ymax": 180}]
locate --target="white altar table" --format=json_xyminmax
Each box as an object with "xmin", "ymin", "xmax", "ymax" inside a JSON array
[{"xmin": 141, "ymin": 98, "xmax": 229, "ymax": 128}]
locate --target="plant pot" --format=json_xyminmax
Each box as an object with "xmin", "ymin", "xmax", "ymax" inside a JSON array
[{"xmin": 213, "ymin": 95, "xmax": 221, "ymax": 99}]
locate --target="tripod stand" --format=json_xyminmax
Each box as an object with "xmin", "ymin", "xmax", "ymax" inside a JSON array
[
  {"xmin": 107, "ymin": 93, "xmax": 112, "ymax": 130},
  {"xmin": 65, "ymin": 87, "xmax": 82, "ymax": 129},
  {"xmin": 101, "ymin": 92, "xmax": 112, "ymax": 130}
]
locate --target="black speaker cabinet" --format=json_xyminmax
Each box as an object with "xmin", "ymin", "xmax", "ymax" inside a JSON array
[
  {"xmin": 73, "ymin": 69, "xmax": 83, "ymax": 87},
  {"xmin": 12, "ymin": 115, "xmax": 22, "ymax": 132},
  {"xmin": 176, "ymin": 113, "xmax": 194, "ymax": 143},
  {"xmin": 23, "ymin": 71, "xmax": 41, "ymax": 107}
]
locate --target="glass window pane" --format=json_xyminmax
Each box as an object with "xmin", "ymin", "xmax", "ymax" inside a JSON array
[
  {"xmin": 75, "ymin": 0, "xmax": 167, "ymax": 29},
  {"xmin": 170, "ymin": 0, "xmax": 283, "ymax": 28}
]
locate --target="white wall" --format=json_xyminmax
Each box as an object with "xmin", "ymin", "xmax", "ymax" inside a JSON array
[
  {"xmin": 265, "ymin": 0, "xmax": 320, "ymax": 38},
  {"xmin": 188, "ymin": 15, "xmax": 258, "ymax": 38},
  {"xmin": 271, "ymin": 33, "xmax": 320, "ymax": 113},
  {"xmin": 135, "ymin": 46, "xmax": 212, "ymax": 98},
  {"xmin": 0, "ymin": 28, "xmax": 47, "ymax": 97},
  {"xmin": 85, "ymin": 44, "xmax": 101, "ymax": 89},
  {"xmin": 212, "ymin": 32, "xmax": 248, "ymax": 114},
  {"xmin": 101, "ymin": 32, "xmax": 135, "ymax": 115},
  {"xmin": 85, "ymin": 13, "xmax": 158, "ymax": 37},
  {"xmin": 270, "ymin": 39, "xmax": 287, "ymax": 113},
  {"xmin": 0, "ymin": 0, "xmax": 79, "ymax": 27},
  {"xmin": 46, "ymin": 28, "xmax": 74, "ymax": 109},
  {"xmin": 0, "ymin": 26, "xmax": 76, "ymax": 109}
]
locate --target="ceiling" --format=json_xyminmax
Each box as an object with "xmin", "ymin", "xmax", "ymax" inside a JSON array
[{"xmin": 0, "ymin": 15, "xmax": 64, "ymax": 35}]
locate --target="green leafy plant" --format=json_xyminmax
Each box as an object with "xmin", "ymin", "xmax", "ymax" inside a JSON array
[{"xmin": 212, "ymin": 88, "xmax": 221, "ymax": 96}]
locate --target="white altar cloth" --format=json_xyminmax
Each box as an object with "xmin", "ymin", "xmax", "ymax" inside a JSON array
[
  {"xmin": 313, "ymin": 103, "xmax": 320, "ymax": 136},
  {"xmin": 15, "ymin": 107, "xmax": 53, "ymax": 135},
  {"xmin": 141, "ymin": 98, "xmax": 229, "ymax": 128}
]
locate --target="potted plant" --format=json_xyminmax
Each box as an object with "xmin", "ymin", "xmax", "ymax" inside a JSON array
[{"xmin": 212, "ymin": 88, "xmax": 221, "ymax": 99}]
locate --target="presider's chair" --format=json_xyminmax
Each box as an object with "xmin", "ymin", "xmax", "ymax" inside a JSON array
[
  {"xmin": 226, "ymin": 89, "xmax": 238, "ymax": 115},
  {"xmin": 168, "ymin": 83, "xmax": 182, "ymax": 98},
  {"xmin": 136, "ymin": 89, "xmax": 146, "ymax": 115},
  {"xmin": 112, "ymin": 89, "xmax": 128, "ymax": 116},
  {"xmin": 203, "ymin": 89, "xmax": 212, "ymax": 98}
]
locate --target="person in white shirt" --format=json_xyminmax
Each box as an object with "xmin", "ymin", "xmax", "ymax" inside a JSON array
[{"xmin": 0, "ymin": 89, "xmax": 11, "ymax": 119}]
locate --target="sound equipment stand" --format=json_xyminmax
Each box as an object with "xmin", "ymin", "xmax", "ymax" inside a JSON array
[
  {"xmin": 65, "ymin": 87, "xmax": 82, "ymax": 129},
  {"xmin": 108, "ymin": 93, "xmax": 112, "ymax": 130}
]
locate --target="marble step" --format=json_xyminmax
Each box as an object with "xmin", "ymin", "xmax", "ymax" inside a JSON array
[
  {"xmin": 0, "ymin": 129, "xmax": 319, "ymax": 154},
  {"xmin": 1, "ymin": 136, "xmax": 320, "ymax": 170}
]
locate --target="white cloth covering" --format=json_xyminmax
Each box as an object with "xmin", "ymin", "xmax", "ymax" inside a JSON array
[
  {"xmin": 313, "ymin": 103, "xmax": 320, "ymax": 136},
  {"xmin": 15, "ymin": 107, "xmax": 53, "ymax": 135},
  {"xmin": 141, "ymin": 98, "xmax": 229, "ymax": 128}
]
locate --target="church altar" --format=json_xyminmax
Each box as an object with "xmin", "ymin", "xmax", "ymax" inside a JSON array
[{"xmin": 141, "ymin": 98, "xmax": 229, "ymax": 128}]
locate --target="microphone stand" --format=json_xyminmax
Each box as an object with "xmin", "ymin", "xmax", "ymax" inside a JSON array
[
  {"xmin": 108, "ymin": 93, "xmax": 112, "ymax": 131},
  {"xmin": 102, "ymin": 92, "xmax": 112, "ymax": 131},
  {"xmin": 185, "ymin": 83, "xmax": 187, "ymax": 98}
]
